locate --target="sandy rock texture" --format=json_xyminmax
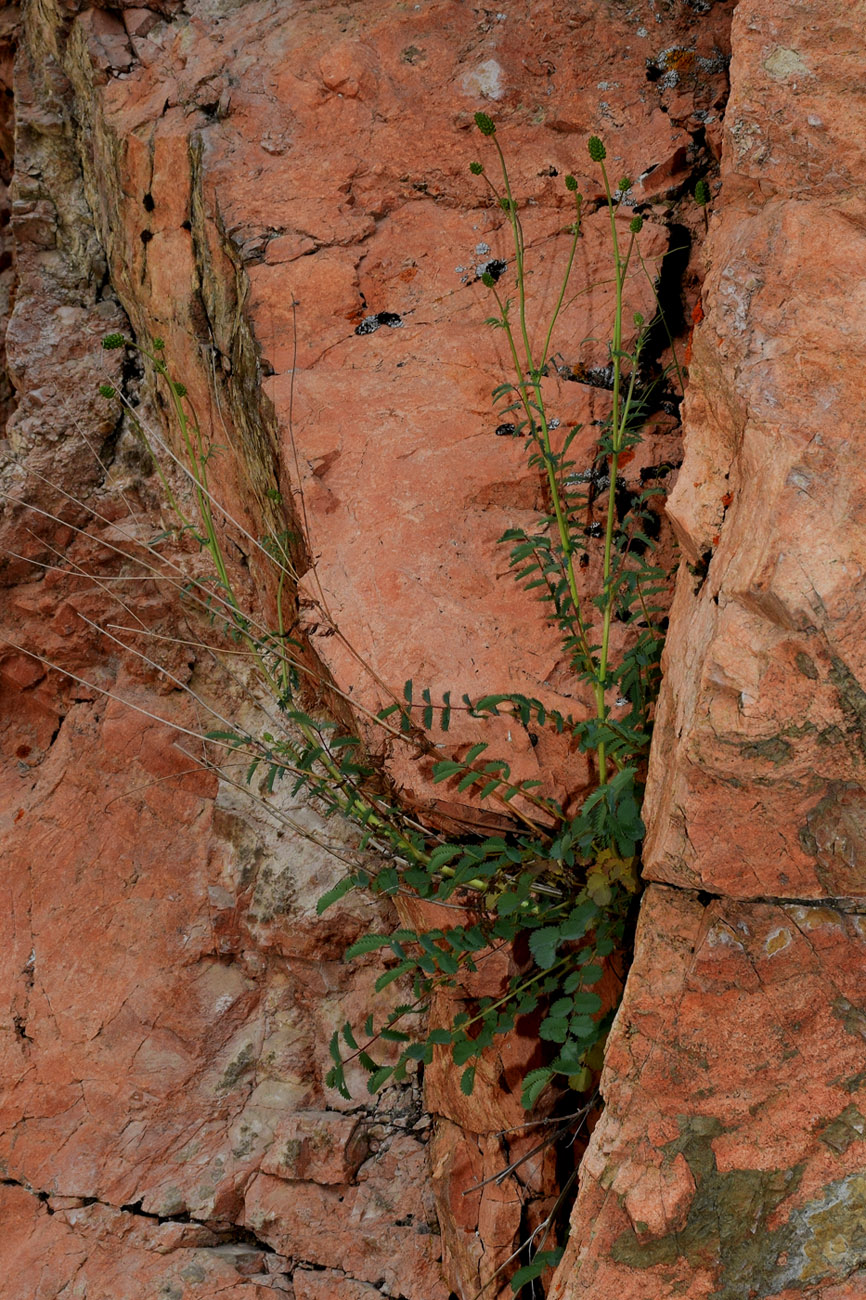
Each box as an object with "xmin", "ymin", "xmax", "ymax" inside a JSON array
[
  {"xmin": 47, "ymin": 0, "xmax": 726, "ymax": 819},
  {"xmin": 644, "ymin": 0, "xmax": 866, "ymax": 900},
  {"xmin": 1, "ymin": 0, "xmax": 730, "ymax": 1297},
  {"xmin": 0, "ymin": 6, "xmax": 446, "ymax": 1298},
  {"xmin": 551, "ymin": 889, "xmax": 866, "ymax": 1300},
  {"xmin": 553, "ymin": 1, "xmax": 866, "ymax": 1297}
]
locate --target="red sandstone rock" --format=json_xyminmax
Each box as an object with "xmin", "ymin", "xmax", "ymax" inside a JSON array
[
  {"xmin": 0, "ymin": 1, "xmax": 779, "ymax": 1299},
  {"xmin": 1, "ymin": 1183, "xmax": 282, "ymax": 1298},
  {"xmin": 551, "ymin": 887, "xmax": 866, "ymax": 1299},
  {"xmin": 644, "ymin": 0, "xmax": 866, "ymax": 899},
  {"xmin": 293, "ymin": 1272, "xmax": 382, "ymax": 1300},
  {"xmin": 244, "ymin": 1137, "xmax": 448, "ymax": 1300},
  {"xmin": 430, "ymin": 1119, "xmax": 528, "ymax": 1300},
  {"xmin": 1, "ymin": 19, "xmax": 449, "ymax": 1296},
  {"xmin": 553, "ymin": 3, "xmax": 866, "ymax": 1295},
  {"xmin": 71, "ymin": 0, "xmax": 719, "ymax": 823},
  {"xmin": 259, "ymin": 1111, "xmax": 369, "ymax": 1184},
  {"xmin": 49, "ymin": 0, "xmax": 717, "ymax": 1285}
]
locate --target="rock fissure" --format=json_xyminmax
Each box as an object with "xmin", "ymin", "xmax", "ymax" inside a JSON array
[
  {"xmin": 654, "ymin": 881, "xmax": 866, "ymax": 914},
  {"xmin": 1, "ymin": 1176, "xmax": 274, "ymax": 1253}
]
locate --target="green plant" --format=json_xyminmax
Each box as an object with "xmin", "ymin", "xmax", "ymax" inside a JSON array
[
  {"xmin": 93, "ymin": 123, "xmax": 675, "ymax": 1118},
  {"xmin": 103, "ymin": 117, "xmax": 668, "ymax": 1110},
  {"xmin": 9, "ymin": 117, "xmax": 679, "ymax": 1299}
]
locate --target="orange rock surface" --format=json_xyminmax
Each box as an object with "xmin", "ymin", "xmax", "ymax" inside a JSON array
[
  {"xmin": 551, "ymin": 888, "xmax": 866, "ymax": 1299},
  {"xmin": 5, "ymin": 0, "xmax": 862, "ymax": 1297},
  {"xmin": 554, "ymin": 0, "xmax": 866, "ymax": 1296},
  {"xmin": 1, "ymin": 0, "xmax": 721, "ymax": 1294}
]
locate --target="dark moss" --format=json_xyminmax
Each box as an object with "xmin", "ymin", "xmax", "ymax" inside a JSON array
[
  {"xmin": 217, "ymin": 1041, "xmax": 256, "ymax": 1092},
  {"xmin": 829, "ymin": 655, "xmax": 866, "ymax": 758},
  {"xmin": 738, "ymin": 736, "xmax": 793, "ymax": 765},
  {"xmin": 817, "ymin": 1104, "xmax": 866, "ymax": 1156},
  {"xmin": 795, "ymin": 651, "xmax": 819, "ymax": 680},
  {"xmin": 610, "ymin": 1115, "xmax": 805, "ymax": 1298},
  {"xmin": 839, "ymin": 1069, "xmax": 866, "ymax": 1095},
  {"xmin": 799, "ymin": 785, "xmax": 866, "ymax": 893},
  {"xmin": 832, "ymin": 996, "xmax": 866, "ymax": 1040}
]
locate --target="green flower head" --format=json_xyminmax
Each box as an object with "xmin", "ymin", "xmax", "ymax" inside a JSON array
[
  {"xmin": 172, "ymin": 381, "xmax": 187, "ymax": 397},
  {"xmin": 694, "ymin": 178, "xmax": 710, "ymax": 206},
  {"xmin": 481, "ymin": 271, "xmax": 496, "ymax": 288},
  {"xmin": 618, "ymin": 176, "xmax": 632, "ymax": 192},
  {"xmin": 152, "ymin": 336, "xmax": 165, "ymax": 351},
  {"xmin": 98, "ymin": 383, "xmax": 116, "ymax": 399},
  {"xmin": 633, "ymin": 311, "xmax": 644, "ymax": 329},
  {"xmin": 102, "ymin": 332, "xmax": 126, "ymax": 350},
  {"xmin": 474, "ymin": 111, "xmax": 496, "ymax": 137},
  {"xmin": 469, "ymin": 161, "xmax": 484, "ymax": 175},
  {"xmin": 629, "ymin": 215, "xmax": 643, "ymax": 234},
  {"xmin": 498, "ymin": 196, "xmax": 512, "ymax": 212},
  {"xmin": 587, "ymin": 136, "xmax": 606, "ymax": 162},
  {"xmin": 565, "ymin": 173, "xmax": 579, "ymax": 192}
]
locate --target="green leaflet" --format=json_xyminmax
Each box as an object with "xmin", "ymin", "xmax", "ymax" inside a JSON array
[
  {"xmin": 510, "ymin": 1248, "xmax": 565, "ymax": 1292},
  {"xmin": 315, "ymin": 876, "xmax": 356, "ymax": 914}
]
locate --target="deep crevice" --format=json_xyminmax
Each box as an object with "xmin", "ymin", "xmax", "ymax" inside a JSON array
[
  {"xmin": 2, "ymin": 1180, "xmax": 279, "ymax": 1253},
  {"xmin": 117, "ymin": 1200, "xmax": 276, "ymax": 1252},
  {"xmin": 657, "ymin": 882, "xmax": 866, "ymax": 914},
  {"xmin": 12, "ymin": 1015, "xmax": 32, "ymax": 1042},
  {"xmin": 641, "ymin": 222, "xmax": 691, "ymax": 373},
  {"xmin": 46, "ymin": 714, "xmax": 66, "ymax": 748}
]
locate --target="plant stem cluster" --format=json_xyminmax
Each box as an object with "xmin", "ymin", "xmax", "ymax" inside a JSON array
[{"xmin": 84, "ymin": 115, "xmax": 680, "ymax": 1297}]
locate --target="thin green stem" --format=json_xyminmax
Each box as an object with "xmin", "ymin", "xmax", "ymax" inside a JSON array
[
  {"xmin": 457, "ymin": 951, "xmax": 576, "ymax": 1034},
  {"xmin": 540, "ymin": 195, "xmax": 582, "ymax": 372},
  {"xmin": 488, "ymin": 153, "xmax": 595, "ymax": 681}
]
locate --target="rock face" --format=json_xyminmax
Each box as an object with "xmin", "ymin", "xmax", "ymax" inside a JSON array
[
  {"xmin": 0, "ymin": 5, "xmax": 448, "ymax": 1296},
  {"xmin": 646, "ymin": 0, "xmax": 866, "ymax": 900},
  {"xmin": 56, "ymin": 0, "xmax": 725, "ymax": 823},
  {"xmin": 5, "ymin": 0, "xmax": 861, "ymax": 1298},
  {"xmin": 552, "ymin": 1, "xmax": 866, "ymax": 1296},
  {"xmin": 0, "ymin": 1, "xmax": 730, "ymax": 1297}
]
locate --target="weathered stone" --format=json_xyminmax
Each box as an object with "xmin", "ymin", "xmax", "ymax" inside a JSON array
[
  {"xmin": 244, "ymin": 1137, "xmax": 448, "ymax": 1300},
  {"xmin": 644, "ymin": 0, "xmax": 866, "ymax": 900},
  {"xmin": 551, "ymin": 4, "xmax": 866, "ymax": 1293},
  {"xmin": 46, "ymin": 0, "xmax": 720, "ymax": 829},
  {"xmin": 0, "ymin": 35, "xmax": 441, "ymax": 1295},
  {"xmin": 259, "ymin": 1111, "xmax": 369, "ymax": 1185},
  {"xmin": 15, "ymin": 3, "xmax": 847, "ymax": 1300},
  {"xmin": 0, "ymin": 1183, "xmax": 278, "ymax": 1299},
  {"xmin": 292, "ymin": 1271, "xmax": 383, "ymax": 1300},
  {"xmin": 550, "ymin": 887, "xmax": 866, "ymax": 1299},
  {"xmin": 430, "ymin": 1119, "xmax": 527, "ymax": 1300}
]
